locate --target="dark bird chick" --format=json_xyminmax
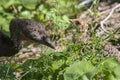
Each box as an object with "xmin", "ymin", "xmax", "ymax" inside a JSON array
[
  {"xmin": 9, "ymin": 18, "xmax": 55, "ymax": 49},
  {"xmin": 0, "ymin": 32, "xmax": 19, "ymax": 56}
]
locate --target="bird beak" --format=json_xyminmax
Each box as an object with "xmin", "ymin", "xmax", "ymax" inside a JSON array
[{"xmin": 44, "ymin": 38, "xmax": 56, "ymax": 49}]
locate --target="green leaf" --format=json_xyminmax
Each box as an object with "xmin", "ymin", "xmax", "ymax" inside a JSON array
[
  {"xmin": 20, "ymin": 10, "xmax": 33, "ymax": 18},
  {"xmin": 52, "ymin": 60, "xmax": 64, "ymax": 71},
  {"xmin": 0, "ymin": 0, "xmax": 20, "ymax": 9},
  {"xmin": 62, "ymin": 15, "xmax": 70, "ymax": 23},
  {"xmin": 20, "ymin": 0, "xmax": 37, "ymax": 10},
  {"xmin": 0, "ymin": 6, "xmax": 4, "ymax": 13},
  {"xmin": 64, "ymin": 60, "xmax": 94, "ymax": 80},
  {"xmin": 0, "ymin": 16, "xmax": 9, "ymax": 32},
  {"xmin": 102, "ymin": 57, "xmax": 120, "ymax": 80}
]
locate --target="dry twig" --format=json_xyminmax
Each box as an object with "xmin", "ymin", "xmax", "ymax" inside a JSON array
[{"xmin": 100, "ymin": 4, "xmax": 120, "ymax": 33}]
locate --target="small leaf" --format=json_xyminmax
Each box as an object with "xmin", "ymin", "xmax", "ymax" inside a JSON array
[
  {"xmin": 20, "ymin": 10, "xmax": 33, "ymax": 18},
  {"xmin": 20, "ymin": 0, "xmax": 37, "ymax": 10}
]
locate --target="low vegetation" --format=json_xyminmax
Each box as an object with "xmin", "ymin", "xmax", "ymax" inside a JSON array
[{"xmin": 0, "ymin": 0, "xmax": 120, "ymax": 80}]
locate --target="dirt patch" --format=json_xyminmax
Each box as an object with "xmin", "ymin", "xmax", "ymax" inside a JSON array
[{"xmin": 79, "ymin": 1, "xmax": 120, "ymax": 61}]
